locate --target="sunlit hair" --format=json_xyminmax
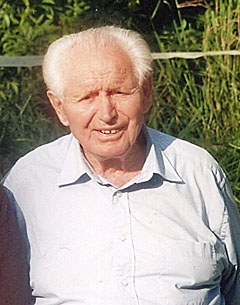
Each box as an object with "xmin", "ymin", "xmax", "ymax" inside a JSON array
[{"xmin": 42, "ymin": 25, "xmax": 153, "ymax": 98}]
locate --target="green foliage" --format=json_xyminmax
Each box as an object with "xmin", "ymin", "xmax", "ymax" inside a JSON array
[
  {"xmin": 0, "ymin": 0, "xmax": 91, "ymax": 55},
  {"xmin": 0, "ymin": 65, "xmax": 66, "ymax": 174}
]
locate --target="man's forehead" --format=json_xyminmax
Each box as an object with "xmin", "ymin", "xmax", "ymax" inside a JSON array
[
  {"xmin": 63, "ymin": 45, "xmax": 134, "ymax": 77},
  {"xmin": 67, "ymin": 42, "xmax": 130, "ymax": 63},
  {"xmin": 62, "ymin": 62, "xmax": 137, "ymax": 97}
]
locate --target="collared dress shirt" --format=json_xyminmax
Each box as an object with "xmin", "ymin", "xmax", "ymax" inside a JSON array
[{"xmin": 3, "ymin": 127, "xmax": 240, "ymax": 305}]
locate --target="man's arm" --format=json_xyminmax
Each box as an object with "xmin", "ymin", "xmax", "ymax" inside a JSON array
[
  {"xmin": 0, "ymin": 185, "xmax": 34, "ymax": 305},
  {"xmin": 218, "ymin": 179, "xmax": 240, "ymax": 305}
]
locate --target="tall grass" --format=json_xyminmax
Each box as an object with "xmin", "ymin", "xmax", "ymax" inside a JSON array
[
  {"xmin": 147, "ymin": 0, "xmax": 240, "ymax": 203},
  {"xmin": 0, "ymin": 66, "xmax": 66, "ymax": 175}
]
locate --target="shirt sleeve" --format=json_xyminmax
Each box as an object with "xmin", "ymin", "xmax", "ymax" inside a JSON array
[
  {"xmin": 217, "ymin": 177, "xmax": 240, "ymax": 305},
  {"xmin": 0, "ymin": 185, "xmax": 34, "ymax": 305}
]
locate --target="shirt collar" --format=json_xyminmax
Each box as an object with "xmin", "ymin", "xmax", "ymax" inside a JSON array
[
  {"xmin": 57, "ymin": 135, "xmax": 92, "ymax": 186},
  {"xmin": 139, "ymin": 127, "xmax": 184, "ymax": 183},
  {"xmin": 57, "ymin": 128, "xmax": 183, "ymax": 187}
]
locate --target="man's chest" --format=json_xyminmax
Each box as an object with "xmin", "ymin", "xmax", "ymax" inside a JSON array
[{"xmin": 25, "ymin": 183, "xmax": 227, "ymax": 305}]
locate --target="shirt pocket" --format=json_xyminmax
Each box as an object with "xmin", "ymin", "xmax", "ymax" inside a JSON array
[{"xmin": 162, "ymin": 239, "xmax": 225, "ymax": 286}]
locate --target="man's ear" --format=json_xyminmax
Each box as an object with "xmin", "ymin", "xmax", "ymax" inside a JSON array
[
  {"xmin": 141, "ymin": 76, "xmax": 152, "ymax": 113},
  {"xmin": 47, "ymin": 91, "xmax": 69, "ymax": 126}
]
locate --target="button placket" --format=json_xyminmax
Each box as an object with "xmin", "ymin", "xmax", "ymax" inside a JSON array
[
  {"xmin": 111, "ymin": 191, "xmax": 140, "ymax": 305},
  {"xmin": 112, "ymin": 191, "xmax": 133, "ymax": 282}
]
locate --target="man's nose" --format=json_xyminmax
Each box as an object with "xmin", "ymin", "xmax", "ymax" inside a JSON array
[{"xmin": 97, "ymin": 93, "xmax": 117, "ymax": 122}]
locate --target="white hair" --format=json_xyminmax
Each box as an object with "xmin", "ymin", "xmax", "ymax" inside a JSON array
[{"xmin": 42, "ymin": 25, "xmax": 153, "ymax": 98}]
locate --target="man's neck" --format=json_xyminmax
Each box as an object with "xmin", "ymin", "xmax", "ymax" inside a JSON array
[{"xmin": 83, "ymin": 133, "xmax": 148, "ymax": 188}]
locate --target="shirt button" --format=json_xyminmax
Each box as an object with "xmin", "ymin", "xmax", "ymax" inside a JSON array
[
  {"xmin": 116, "ymin": 191, "xmax": 122, "ymax": 198},
  {"xmin": 121, "ymin": 278, "xmax": 129, "ymax": 286},
  {"xmin": 119, "ymin": 233, "xmax": 128, "ymax": 242}
]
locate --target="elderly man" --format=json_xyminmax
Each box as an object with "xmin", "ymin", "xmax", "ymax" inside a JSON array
[{"xmin": 3, "ymin": 26, "xmax": 240, "ymax": 305}]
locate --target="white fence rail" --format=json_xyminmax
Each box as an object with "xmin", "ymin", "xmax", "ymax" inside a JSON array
[{"xmin": 0, "ymin": 50, "xmax": 240, "ymax": 67}]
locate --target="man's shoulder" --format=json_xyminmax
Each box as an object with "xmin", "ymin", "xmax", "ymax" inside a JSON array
[
  {"xmin": 147, "ymin": 127, "xmax": 218, "ymax": 169},
  {"xmin": 8, "ymin": 133, "xmax": 73, "ymax": 174}
]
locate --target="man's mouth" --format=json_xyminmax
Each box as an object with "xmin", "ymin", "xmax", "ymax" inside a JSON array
[{"xmin": 99, "ymin": 129, "xmax": 120, "ymax": 134}]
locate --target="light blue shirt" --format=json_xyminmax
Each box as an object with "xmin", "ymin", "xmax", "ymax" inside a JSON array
[{"xmin": 4, "ymin": 127, "xmax": 240, "ymax": 305}]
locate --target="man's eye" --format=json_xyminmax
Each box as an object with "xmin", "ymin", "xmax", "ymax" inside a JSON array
[
  {"xmin": 83, "ymin": 95, "xmax": 91, "ymax": 100},
  {"xmin": 113, "ymin": 88, "xmax": 137, "ymax": 96},
  {"xmin": 113, "ymin": 91, "xmax": 128, "ymax": 96},
  {"xmin": 78, "ymin": 95, "xmax": 93, "ymax": 102}
]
